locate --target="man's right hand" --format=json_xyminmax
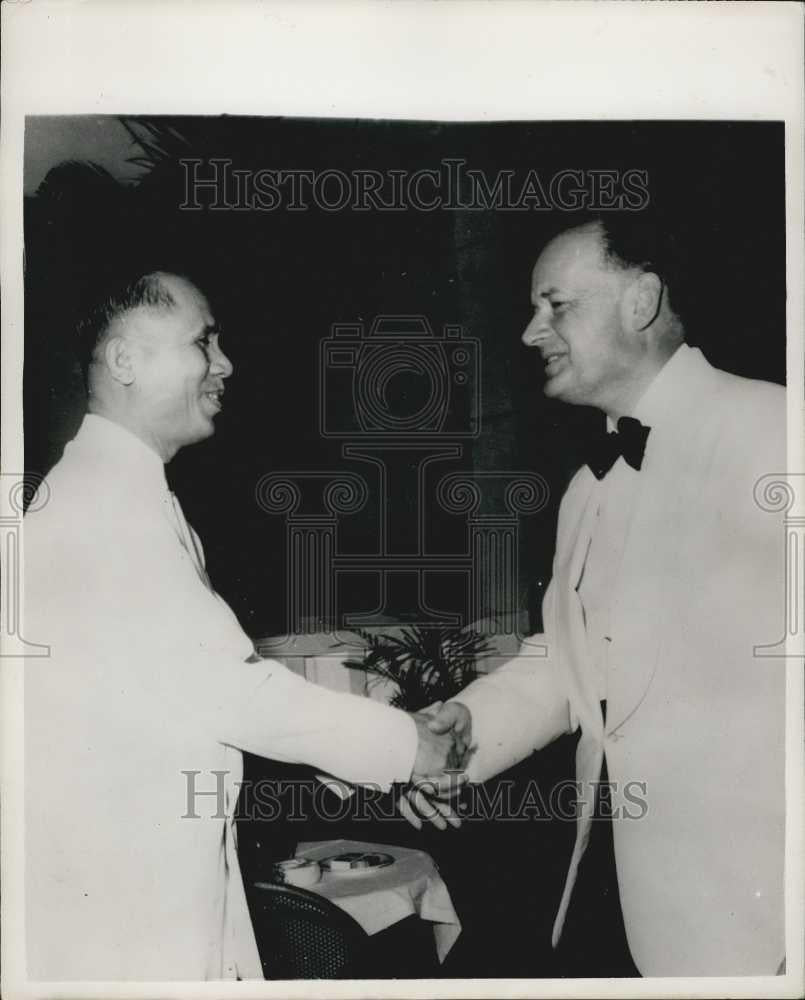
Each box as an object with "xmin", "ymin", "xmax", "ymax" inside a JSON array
[
  {"xmin": 426, "ymin": 701, "xmax": 472, "ymax": 765},
  {"xmin": 396, "ymin": 702, "xmax": 473, "ymax": 831},
  {"xmin": 411, "ymin": 712, "xmax": 459, "ymax": 783},
  {"xmin": 395, "ymin": 708, "xmax": 465, "ymax": 831}
]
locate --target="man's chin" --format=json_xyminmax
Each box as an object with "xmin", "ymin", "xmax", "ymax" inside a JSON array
[
  {"xmin": 542, "ymin": 374, "xmax": 567, "ymax": 400},
  {"xmin": 186, "ymin": 418, "xmax": 217, "ymax": 446},
  {"xmin": 543, "ymin": 368, "xmax": 587, "ymax": 405}
]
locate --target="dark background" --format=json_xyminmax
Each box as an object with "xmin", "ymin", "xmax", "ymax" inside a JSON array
[
  {"xmin": 24, "ymin": 117, "xmax": 786, "ymax": 638},
  {"xmin": 23, "ymin": 117, "xmax": 786, "ymax": 977}
]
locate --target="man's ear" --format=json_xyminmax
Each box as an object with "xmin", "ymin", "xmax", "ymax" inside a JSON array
[
  {"xmin": 103, "ymin": 336, "xmax": 136, "ymax": 386},
  {"xmin": 625, "ymin": 271, "xmax": 664, "ymax": 333}
]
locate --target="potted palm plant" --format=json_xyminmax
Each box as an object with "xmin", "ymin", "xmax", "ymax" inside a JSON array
[{"xmin": 342, "ymin": 625, "xmax": 492, "ymax": 713}]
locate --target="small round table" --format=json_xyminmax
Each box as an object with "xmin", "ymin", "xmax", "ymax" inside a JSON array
[{"xmin": 293, "ymin": 838, "xmax": 462, "ymax": 963}]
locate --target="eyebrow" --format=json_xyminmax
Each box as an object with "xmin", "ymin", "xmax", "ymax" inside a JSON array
[
  {"xmin": 195, "ymin": 322, "xmax": 221, "ymax": 338},
  {"xmin": 531, "ymin": 285, "xmax": 562, "ymax": 303}
]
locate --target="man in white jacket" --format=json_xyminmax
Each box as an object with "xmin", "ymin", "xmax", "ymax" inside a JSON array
[
  {"xmin": 24, "ymin": 271, "xmax": 459, "ymax": 980},
  {"xmin": 427, "ymin": 217, "xmax": 786, "ymax": 977}
]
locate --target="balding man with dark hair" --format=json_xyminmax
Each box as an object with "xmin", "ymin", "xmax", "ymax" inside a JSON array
[
  {"xmin": 24, "ymin": 270, "xmax": 460, "ymax": 981},
  {"xmin": 426, "ymin": 218, "xmax": 786, "ymax": 977}
]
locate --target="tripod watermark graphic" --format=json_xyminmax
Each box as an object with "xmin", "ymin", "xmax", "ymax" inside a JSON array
[
  {"xmin": 754, "ymin": 473, "xmax": 805, "ymax": 658},
  {"xmin": 256, "ymin": 314, "xmax": 549, "ymax": 645},
  {"xmin": 255, "ymin": 471, "xmax": 369, "ymax": 636},
  {"xmin": 1, "ymin": 473, "xmax": 51, "ymax": 658}
]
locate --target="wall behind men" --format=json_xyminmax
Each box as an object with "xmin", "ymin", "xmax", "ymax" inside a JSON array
[{"xmin": 23, "ymin": 118, "xmax": 785, "ymax": 639}]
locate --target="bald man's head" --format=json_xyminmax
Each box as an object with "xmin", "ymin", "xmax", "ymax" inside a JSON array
[
  {"xmin": 78, "ymin": 271, "xmax": 233, "ymax": 462},
  {"xmin": 78, "ymin": 272, "xmax": 181, "ymax": 389}
]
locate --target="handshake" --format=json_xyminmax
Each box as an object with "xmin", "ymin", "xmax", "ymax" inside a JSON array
[{"xmin": 397, "ymin": 701, "xmax": 473, "ymax": 832}]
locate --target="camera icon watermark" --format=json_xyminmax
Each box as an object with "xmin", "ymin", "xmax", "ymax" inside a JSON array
[{"xmin": 319, "ymin": 316, "xmax": 480, "ymax": 439}]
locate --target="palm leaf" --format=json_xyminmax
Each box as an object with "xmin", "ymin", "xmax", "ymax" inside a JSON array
[
  {"xmin": 118, "ymin": 117, "xmax": 192, "ymax": 175},
  {"xmin": 343, "ymin": 624, "xmax": 492, "ymax": 712}
]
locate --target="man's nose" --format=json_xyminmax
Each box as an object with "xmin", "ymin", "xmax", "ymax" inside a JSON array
[
  {"xmin": 522, "ymin": 309, "xmax": 549, "ymax": 347},
  {"xmin": 210, "ymin": 343, "xmax": 234, "ymax": 378}
]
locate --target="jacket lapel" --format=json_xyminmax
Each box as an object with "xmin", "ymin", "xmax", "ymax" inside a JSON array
[
  {"xmin": 551, "ymin": 470, "xmax": 605, "ymax": 740},
  {"xmin": 548, "ymin": 469, "xmax": 606, "ymax": 947},
  {"xmin": 605, "ymin": 350, "xmax": 718, "ymax": 737},
  {"xmin": 550, "ymin": 346, "xmax": 725, "ymax": 948}
]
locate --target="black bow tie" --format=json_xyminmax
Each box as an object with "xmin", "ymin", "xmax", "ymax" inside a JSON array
[{"xmin": 585, "ymin": 416, "xmax": 651, "ymax": 480}]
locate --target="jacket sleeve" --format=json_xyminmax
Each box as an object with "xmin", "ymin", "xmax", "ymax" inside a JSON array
[
  {"xmin": 25, "ymin": 502, "xmax": 419, "ymax": 796},
  {"xmin": 451, "ymin": 620, "xmax": 571, "ymax": 783},
  {"xmin": 448, "ymin": 470, "xmax": 591, "ymax": 784},
  {"xmin": 209, "ymin": 654, "xmax": 418, "ymax": 792}
]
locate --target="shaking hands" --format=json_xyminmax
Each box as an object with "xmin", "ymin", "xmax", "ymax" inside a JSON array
[{"xmin": 397, "ymin": 701, "xmax": 474, "ymax": 831}]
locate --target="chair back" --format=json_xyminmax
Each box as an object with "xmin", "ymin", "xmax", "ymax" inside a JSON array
[{"xmin": 249, "ymin": 881, "xmax": 371, "ymax": 979}]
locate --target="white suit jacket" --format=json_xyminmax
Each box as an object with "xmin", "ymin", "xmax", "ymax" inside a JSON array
[
  {"xmin": 24, "ymin": 414, "xmax": 417, "ymax": 981},
  {"xmin": 457, "ymin": 345, "xmax": 786, "ymax": 976}
]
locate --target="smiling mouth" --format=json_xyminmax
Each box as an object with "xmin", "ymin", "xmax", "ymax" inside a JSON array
[
  {"xmin": 203, "ymin": 390, "xmax": 224, "ymax": 411},
  {"xmin": 543, "ymin": 353, "xmax": 568, "ymax": 374}
]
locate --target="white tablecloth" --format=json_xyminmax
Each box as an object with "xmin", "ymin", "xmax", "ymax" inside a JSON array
[{"xmin": 296, "ymin": 838, "xmax": 462, "ymax": 962}]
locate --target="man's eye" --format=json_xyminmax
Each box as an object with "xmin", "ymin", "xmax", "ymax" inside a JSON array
[{"xmin": 551, "ymin": 301, "xmax": 568, "ymax": 313}]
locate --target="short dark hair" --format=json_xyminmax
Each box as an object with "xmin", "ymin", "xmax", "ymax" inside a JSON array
[
  {"xmin": 596, "ymin": 213, "xmax": 679, "ymax": 276},
  {"xmin": 76, "ymin": 271, "xmax": 179, "ymax": 383},
  {"xmin": 575, "ymin": 212, "xmax": 688, "ymax": 325}
]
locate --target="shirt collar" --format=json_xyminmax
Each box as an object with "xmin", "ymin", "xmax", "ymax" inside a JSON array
[
  {"xmin": 607, "ymin": 342, "xmax": 700, "ymax": 432},
  {"xmin": 72, "ymin": 413, "xmax": 169, "ymax": 494}
]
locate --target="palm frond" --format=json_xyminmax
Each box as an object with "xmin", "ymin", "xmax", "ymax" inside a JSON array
[
  {"xmin": 118, "ymin": 117, "xmax": 192, "ymax": 175},
  {"xmin": 342, "ymin": 625, "xmax": 492, "ymax": 712}
]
